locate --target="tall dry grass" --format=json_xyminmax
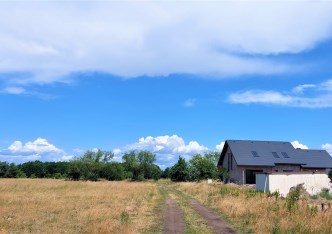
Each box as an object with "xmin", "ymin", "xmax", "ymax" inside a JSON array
[
  {"xmin": 0, "ymin": 179, "xmax": 160, "ymax": 234},
  {"xmin": 174, "ymin": 182, "xmax": 332, "ymax": 234}
]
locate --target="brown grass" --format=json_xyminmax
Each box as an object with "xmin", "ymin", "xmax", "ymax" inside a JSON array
[
  {"xmin": 0, "ymin": 179, "xmax": 161, "ymax": 234},
  {"xmin": 174, "ymin": 182, "xmax": 332, "ymax": 234}
]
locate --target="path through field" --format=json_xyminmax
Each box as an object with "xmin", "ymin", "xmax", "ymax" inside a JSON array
[
  {"xmin": 163, "ymin": 198, "xmax": 185, "ymax": 234},
  {"xmin": 162, "ymin": 185, "xmax": 237, "ymax": 234},
  {"xmin": 189, "ymin": 199, "xmax": 237, "ymax": 234}
]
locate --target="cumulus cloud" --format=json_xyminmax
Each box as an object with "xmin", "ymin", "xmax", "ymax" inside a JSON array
[
  {"xmin": 228, "ymin": 79, "xmax": 332, "ymax": 108},
  {"xmin": 0, "ymin": 1, "xmax": 332, "ymax": 88},
  {"xmin": 322, "ymin": 143, "xmax": 332, "ymax": 155},
  {"xmin": 291, "ymin": 140, "xmax": 309, "ymax": 150},
  {"xmin": 216, "ymin": 141, "xmax": 225, "ymax": 151},
  {"xmin": 0, "ymin": 138, "xmax": 72, "ymax": 163},
  {"xmin": 114, "ymin": 135, "xmax": 208, "ymax": 168},
  {"xmin": 127, "ymin": 135, "xmax": 208, "ymax": 155}
]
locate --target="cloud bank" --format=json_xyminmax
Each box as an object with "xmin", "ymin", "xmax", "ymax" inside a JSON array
[
  {"xmin": 291, "ymin": 140, "xmax": 309, "ymax": 150},
  {"xmin": 229, "ymin": 79, "xmax": 332, "ymax": 108},
  {"xmin": 113, "ymin": 135, "xmax": 214, "ymax": 168},
  {"xmin": 322, "ymin": 143, "xmax": 332, "ymax": 155},
  {"xmin": 1, "ymin": 1, "xmax": 332, "ymax": 89},
  {"xmin": 0, "ymin": 138, "xmax": 72, "ymax": 163}
]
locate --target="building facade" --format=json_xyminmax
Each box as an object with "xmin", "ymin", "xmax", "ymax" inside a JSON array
[{"xmin": 218, "ymin": 140, "xmax": 332, "ymax": 185}]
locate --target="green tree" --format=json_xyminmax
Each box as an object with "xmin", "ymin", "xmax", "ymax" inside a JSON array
[
  {"xmin": 162, "ymin": 167, "xmax": 171, "ymax": 179},
  {"xmin": 204, "ymin": 151, "xmax": 220, "ymax": 165},
  {"xmin": 0, "ymin": 162, "xmax": 9, "ymax": 178},
  {"xmin": 122, "ymin": 151, "xmax": 141, "ymax": 180},
  {"xmin": 6, "ymin": 163, "xmax": 19, "ymax": 178},
  {"xmin": 68, "ymin": 149, "xmax": 114, "ymax": 181},
  {"xmin": 20, "ymin": 161, "xmax": 46, "ymax": 178},
  {"xmin": 122, "ymin": 150, "xmax": 159, "ymax": 181},
  {"xmin": 150, "ymin": 164, "xmax": 162, "ymax": 180},
  {"xmin": 138, "ymin": 150, "xmax": 156, "ymax": 179},
  {"xmin": 68, "ymin": 160, "xmax": 82, "ymax": 181},
  {"xmin": 189, "ymin": 153, "xmax": 219, "ymax": 181},
  {"xmin": 101, "ymin": 163, "xmax": 126, "ymax": 181},
  {"xmin": 170, "ymin": 157, "xmax": 189, "ymax": 182}
]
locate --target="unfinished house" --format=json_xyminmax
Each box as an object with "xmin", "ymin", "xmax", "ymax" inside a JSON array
[{"xmin": 217, "ymin": 140, "xmax": 332, "ymax": 185}]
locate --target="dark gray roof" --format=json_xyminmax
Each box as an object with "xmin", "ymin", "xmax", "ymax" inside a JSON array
[{"xmin": 219, "ymin": 140, "xmax": 332, "ymax": 168}]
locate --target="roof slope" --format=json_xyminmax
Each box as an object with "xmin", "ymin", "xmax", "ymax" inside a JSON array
[{"xmin": 219, "ymin": 140, "xmax": 332, "ymax": 169}]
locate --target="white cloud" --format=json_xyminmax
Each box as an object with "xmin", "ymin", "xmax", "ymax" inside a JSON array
[
  {"xmin": 291, "ymin": 140, "xmax": 309, "ymax": 150},
  {"xmin": 72, "ymin": 148, "xmax": 85, "ymax": 155},
  {"xmin": 128, "ymin": 135, "xmax": 208, "ymax": 155},
  {"xmin": 0, "ymin": 1, "xmax": 332, "ymax": 87},
  {"xmin": 228, "ymin": 79, "xmax": 332, "ymax": 108},
  {"xmin": 3, "ymin": 86, "xmax": 26, "ymax": 95},
  {"xmin": 321, "ymin": 80, "xmax": 332, "ymax": 91},
  {"xmin": 216, "ymin": 141, "xmax": 225, "ymax": 151},
  {"xmin": 322, "ymin": 143, "xmax": 332, "ymax": 155},
  {"xmin": 184, "ymin": 99, "xmax": 196, "ymax": 107},
  {"xmin": 292, "ymin": 84, "xmax": 316, "ymax": 94},
  {"xmin": 0, "ymin": 138, "xmax": 72, "ymax": 163},
  {"xmin": 114, "ymin": 135, "xmax": 208, "ymax": 168},
  {"xmin": 229, "ymin": 90, "xmax": 292, "ymax": 105}
]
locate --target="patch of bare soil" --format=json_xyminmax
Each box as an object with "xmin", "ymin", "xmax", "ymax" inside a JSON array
[
  {"xmin": 163, "ymin": 198, "xmax": 185, "ymax": 234},
  {"xmin": 189, "ymin": 199, "xmax": 237, "ymax": 234}
]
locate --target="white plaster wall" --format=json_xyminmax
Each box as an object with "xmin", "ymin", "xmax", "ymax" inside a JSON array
[{"xmin": 256, "ymin": 173, "xmax": 330, "ymax": 197}]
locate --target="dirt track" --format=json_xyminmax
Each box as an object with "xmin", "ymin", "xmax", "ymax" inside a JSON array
[
  {"xmin": 162, "ymin": 186, "xmax": 237, "ymax": 234},
  {"xmin": 190, "ymin": 199, "xmax": 237, "ymax": 234},
  {"xmin": 163, "ymin": 198, "xmax": 185, "ymax": 234}
]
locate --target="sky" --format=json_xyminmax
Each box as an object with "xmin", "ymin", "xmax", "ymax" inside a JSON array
[{"xmin": 1, "ymin": 1, "xmax": 332, "ymax": 169}]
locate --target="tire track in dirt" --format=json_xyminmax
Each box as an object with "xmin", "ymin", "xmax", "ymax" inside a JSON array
[
  {"xmin": 163, "ymin": 198, "xmax": 185, "ymax": 234},
  {"xmin": 189, "ymin": 199, "xmax": 237, "ymax": 234}
]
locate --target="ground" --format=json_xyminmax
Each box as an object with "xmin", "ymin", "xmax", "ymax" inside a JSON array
[
  {"xmin": 0, "ymin": 179, "xmax": 236, "ymax": 234},
  {"xmin": 2, "ymin": 179, "xmax": 331, "ymax": 233}
]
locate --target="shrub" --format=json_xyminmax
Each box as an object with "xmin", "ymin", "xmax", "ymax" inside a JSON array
[
  {"xmin": 319, "ymin": 188, "xmax": 332, "ymax": 200},
  {"xmin": 310, "ymin": 194, "xmax": 318, "ymax": 200},
  {"xmin": 286, "ymin": 185, "xmax": 301, "ymax": 211},
  {"xmin": 101, "ymin": 163, "xmax": 126, "ymax": 181}
]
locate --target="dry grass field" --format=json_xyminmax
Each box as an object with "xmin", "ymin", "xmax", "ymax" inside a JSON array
[
  {"xmin": 0, "ymin": 179, "xmax": 161, "ymax": 234},
  {"xmin": 175, "ymin": 182, "xmax": 332, "ymax": 234}
]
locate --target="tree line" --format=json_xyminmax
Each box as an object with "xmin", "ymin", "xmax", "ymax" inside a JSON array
[{"xmin": 0, "ymin": 150, "xmax": 224, "ymax": 182}]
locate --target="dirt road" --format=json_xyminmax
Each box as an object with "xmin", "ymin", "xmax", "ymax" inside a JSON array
[
  {"xmin": 162, "ymin": 186, "xmax": 237, "ymax": 234},
  {"xmin": 190, "ymin": 199, "xmax": 237, "ymax": 234},
  {"xmin": 163, "ymin": 198, "xmax": 185, "ymax": 234}
]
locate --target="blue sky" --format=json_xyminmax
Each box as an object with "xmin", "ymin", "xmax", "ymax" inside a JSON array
[{"xmin": 1, "ymin": 1, "xmax": 332, "ymax": 168}]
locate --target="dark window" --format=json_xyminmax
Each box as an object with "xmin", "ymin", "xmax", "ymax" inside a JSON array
[
  {"xmin": 245, "ymin": 170, "xmax": 263, "ymax": 184},
  {"xmin": 227, "ymin": 153, "xmax": 231, "ymax": 171},
  {"xmin": 281, "ymin": 152, "xmax": 290, "ymax": 158},
  {"xmin": 251, "ymin": 151, "xmax": 259, "ymax": 157},
  {"xmin": 272, "ymin": 152, "xmax": 280, "ymax": 158}
]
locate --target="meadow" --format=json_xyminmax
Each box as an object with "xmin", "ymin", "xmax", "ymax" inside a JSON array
[
  {"xmin": 2, "ymin": 179, "xmax": 332, "ymax": 234},
  {"xmin": 0, "ymin": 179, "xmax": 161, "ymax": 234}
]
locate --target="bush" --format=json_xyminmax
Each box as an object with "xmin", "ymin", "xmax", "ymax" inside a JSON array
[
  {"xmin": 286, "ymin": 185, "xmax": 302, "ymax": 211},
  {"xmin": 101, "ymin": 163, "xmax": 126, "ymax": 181},
  {"xmin": 319, "ymin": 188, "xmax": 332, "ymax": 200}
]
